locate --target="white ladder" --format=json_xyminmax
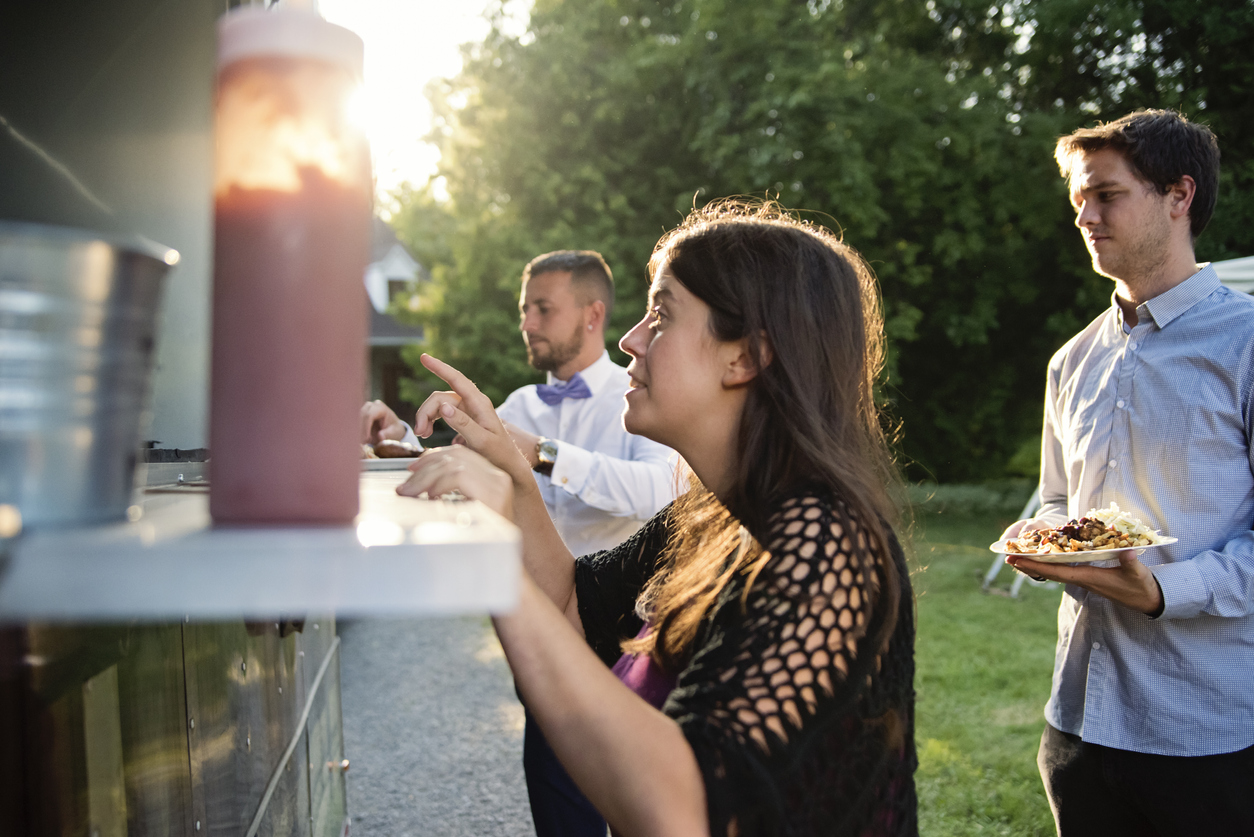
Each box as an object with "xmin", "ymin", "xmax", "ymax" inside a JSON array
[{"xmin": 981, "ymin": 487, "xmax": 1059, "ymax": 597}]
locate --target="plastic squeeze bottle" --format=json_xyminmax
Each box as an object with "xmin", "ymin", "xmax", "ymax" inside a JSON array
[{"xmin": 209, "ymin": 5, "xmax": 371, "ymax": 524}]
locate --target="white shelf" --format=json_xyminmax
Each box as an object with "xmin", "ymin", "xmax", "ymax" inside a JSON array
[{"xmin": 0, "ymin": 472, "xmax": 520, "ymax": 621}]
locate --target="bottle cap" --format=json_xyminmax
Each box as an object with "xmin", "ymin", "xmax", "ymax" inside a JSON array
[{"xmin": 217, "ymin": 5, "xmax": 364, "ymax": 77}]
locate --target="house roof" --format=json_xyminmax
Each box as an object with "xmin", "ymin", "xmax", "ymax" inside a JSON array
[
  {"xmin": 371, "ymin": 216, "xmax": 401, "ymax": 262},
  {"xmin": 366, "ymin": 218, "xmax": 428, "ymax": 345},
  {"xmin": 369, "ymin": 291, "xmax": 425, "ymax": 346}
]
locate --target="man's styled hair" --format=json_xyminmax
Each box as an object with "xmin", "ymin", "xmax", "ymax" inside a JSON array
[
  {"xmin": 522, "ymin": 250, "xmax": 615, "ymax": 320},
  {"xmin": 1055, "ymin": 109, "xmax": 1221, "ymax": 239}
]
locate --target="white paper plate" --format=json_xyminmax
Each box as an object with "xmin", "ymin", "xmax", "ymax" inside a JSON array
[
  {"xmin": 361, "ymin": 457, "xmax": 419, "ymax": 471},
  {"xmin": 989, "ymin": 536, "xmax": 1178, "ymax": 564}
]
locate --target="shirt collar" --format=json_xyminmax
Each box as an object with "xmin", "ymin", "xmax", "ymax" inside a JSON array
[
  {"xmin": 1109, "ymin": 264, "xmax": 1221, "ymax": 333},
  {"xmin": 545, "ymin": 350, "xmax": 614, "ymax": 393}
]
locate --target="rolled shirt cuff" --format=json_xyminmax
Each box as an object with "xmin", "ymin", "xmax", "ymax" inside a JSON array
[
  {"xmin": 1153, "ymin": 559, "xmax": 1209, "ymax": 620},
  {"xmin": 548, "ymin": 441, "xmax": 591, "ymax": 495}
]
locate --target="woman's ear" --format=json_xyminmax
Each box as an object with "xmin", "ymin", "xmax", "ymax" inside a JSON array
[{"xmin": 721, "ymin": 333, "xmax": 771, "ymax": 388}]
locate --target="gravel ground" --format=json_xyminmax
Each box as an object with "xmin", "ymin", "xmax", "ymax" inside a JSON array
[{"xmin": 338, "ymin": 617, "xmax": 535, "ymax": 836}]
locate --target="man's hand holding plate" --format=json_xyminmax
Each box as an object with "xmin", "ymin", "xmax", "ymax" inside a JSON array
[{"xmin": 1005, "ymin": 549, "xmax": 1164, "ymax": 616}]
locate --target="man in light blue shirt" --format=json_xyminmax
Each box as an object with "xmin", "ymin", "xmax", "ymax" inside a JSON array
[{"xmin": 1003, "ymin": 110, "xmax": 1254, "ymax": 835}]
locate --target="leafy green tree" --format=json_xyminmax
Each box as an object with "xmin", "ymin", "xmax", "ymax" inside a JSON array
[{"xmin": 391, "ymin": 0, "xmax": 1254, "ymax": 481}]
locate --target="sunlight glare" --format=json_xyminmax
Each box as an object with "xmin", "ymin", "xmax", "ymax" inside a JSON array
[
  {"xmin": 345, "ymin": 83, "xmax": 371, "ymax": 134},
  {"xmin": 318, "ymin": 0, "xmax": 533, "ymax": 205}
]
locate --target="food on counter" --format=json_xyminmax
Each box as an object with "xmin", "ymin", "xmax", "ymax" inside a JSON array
[
  {"xmin": 1003, "ymin": 503, "xmax": 1165, "ymax": 554},
  {"xmin": 371, "ymin": 439, "xmax": 422, "ymax": 459},
  {"xmin": 361, "ymin": 444, "xmax": 379, "ymax": 460}
]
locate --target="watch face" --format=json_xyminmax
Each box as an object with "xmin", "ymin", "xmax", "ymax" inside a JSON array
[{"xmin": 539, "ymin": 439, "xmax": 559, "ymax": 462}]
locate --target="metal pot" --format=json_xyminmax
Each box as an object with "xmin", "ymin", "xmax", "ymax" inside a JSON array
[{"xmin": 0, "ymin": 221, "xmax": 178, "ymax": 529}]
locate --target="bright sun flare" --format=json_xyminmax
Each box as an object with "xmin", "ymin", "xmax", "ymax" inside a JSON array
[{"xmin": 317, "ymin": 0, "xmax": 531, "ymax": 208}]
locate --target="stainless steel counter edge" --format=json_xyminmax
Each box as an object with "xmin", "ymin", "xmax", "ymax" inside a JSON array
[{"xmin": 0, "ymin": 473, "xmax": 521, "ymax": 621}]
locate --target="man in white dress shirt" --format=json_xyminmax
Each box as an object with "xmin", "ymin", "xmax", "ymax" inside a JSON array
[
  {"xmin": 362, "ymin": 250, "xmax": 676, "ymax": 836},
  {"xmin": 495, "ymin": 250, "xmax": 676, "ymax": 555},
  {"xmin": 361, "ymin": 251, "xmax": 676, "ymax": 549}
]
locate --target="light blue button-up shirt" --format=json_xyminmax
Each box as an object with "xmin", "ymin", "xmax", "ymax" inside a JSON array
[{"xmin": 1036, "ymin": 264, "xmax": 1254, "ymax": 756}]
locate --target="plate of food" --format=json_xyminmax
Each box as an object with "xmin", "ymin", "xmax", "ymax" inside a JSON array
[
  {"xmin": 990, "ymin": 503, "xmax": 1177, "ymax": 564},
  {"xmin": 361, "ymin": 440, "xmax": 423, "ymax": 471}
]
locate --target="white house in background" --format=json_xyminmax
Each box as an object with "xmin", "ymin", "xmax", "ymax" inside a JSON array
[
  {"xmin": 365, "ymin": 218, "xmax": 427, "ymax": 317},
  {"xmin": 1213, "ymin": 256, "xmax": 1254, "ymax": 294},
  {"xmin": 365, "ymin": 218, "xmax": 428, "ymax": 415}
]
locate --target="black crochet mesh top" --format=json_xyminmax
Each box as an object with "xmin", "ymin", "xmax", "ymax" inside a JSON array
[{"xmin": 575, "ymin": 487, "xmax": 918, "ymax": 837}]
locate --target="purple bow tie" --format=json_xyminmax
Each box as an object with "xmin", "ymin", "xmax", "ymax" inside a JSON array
[{"xmin": 535, "ymin": 372, "xmax": 593, "ymax": 406}]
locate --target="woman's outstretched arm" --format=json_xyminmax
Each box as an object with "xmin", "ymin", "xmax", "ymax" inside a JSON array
[{"xmin": 496, "ymin": 574, "xmax": 710, "ymax": 837}]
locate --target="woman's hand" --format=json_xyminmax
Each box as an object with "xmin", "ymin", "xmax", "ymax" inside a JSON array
[
  {"xmin": 411, "ymin": 354, "xmax": 533, "ymax": 487},
  {"xmin": 397, "ymin": 446, "xmax": 514, "ymax": 520}
]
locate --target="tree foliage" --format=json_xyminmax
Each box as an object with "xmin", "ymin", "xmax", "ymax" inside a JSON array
[{"xmin": 390, "ymin": 0, "xmax": 1254, "ymax": 481}]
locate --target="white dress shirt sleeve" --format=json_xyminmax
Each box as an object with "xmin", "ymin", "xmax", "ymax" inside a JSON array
[
  {"xmin": 548, "ymin": 435, "xmax": 676, "ymax": 521},
  {"xmin": 495, "ymin": 390, "xmax": 525, "ymax": 426}
]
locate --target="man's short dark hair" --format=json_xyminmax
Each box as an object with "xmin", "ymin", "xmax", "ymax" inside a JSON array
[
  {"xmin": 522, "ymin": 250, "xmax": 615, "ymax": 320},
  {"xmin": 1055, "ymin": 109, "xmax": 1221, "ymax": 239}
]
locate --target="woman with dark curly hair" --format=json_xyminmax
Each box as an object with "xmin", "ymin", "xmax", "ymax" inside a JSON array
[{"xmin": 402, "ymin": 201, "xmax": 917, "ymax": 837}]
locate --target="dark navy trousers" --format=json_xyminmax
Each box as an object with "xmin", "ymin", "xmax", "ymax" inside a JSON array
[{"xmin": 523, "ymin": 707, "xmax": 606, "ymax": 837}]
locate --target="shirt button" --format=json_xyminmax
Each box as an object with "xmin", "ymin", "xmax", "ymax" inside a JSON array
[
  {"xmin": 1092, "ymin": 641, "xmax": 1101, "ymax": 650},
  {"xmin": 561, "ymin": 477, "xmax": 568, "ymax": 484},
  {"xmin": 1116, "ymin": 400, "xmax": 1126, "ymax": 409},
  {"xmin": 1109, "ymin": 460, "xmax": 1118, "ymax": 469},
  {"xmin": 1128, "ymin": 341, "xmax": 1138, "ymax": 351}
]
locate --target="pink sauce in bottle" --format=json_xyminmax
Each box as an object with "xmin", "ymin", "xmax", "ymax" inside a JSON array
[{"xmin": 209, "ymin": 10, "xmax": 370, "ymax": 524}]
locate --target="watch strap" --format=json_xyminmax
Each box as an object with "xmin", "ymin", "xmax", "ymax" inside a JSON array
[{"xmin": 533, "ymin": 438, "xmax": 557, "ymax": 476}]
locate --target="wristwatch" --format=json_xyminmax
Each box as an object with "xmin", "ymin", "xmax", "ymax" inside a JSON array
[{"xmin": 534, "ymin": 437, "xmax": 558, "ymax": 476}]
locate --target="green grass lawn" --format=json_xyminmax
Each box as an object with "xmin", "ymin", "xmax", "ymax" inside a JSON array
[{"xmin": 909, "ymin": 509, "xmax": 1060, "ymax": 836}]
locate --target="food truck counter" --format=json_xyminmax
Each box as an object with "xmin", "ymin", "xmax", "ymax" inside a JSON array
[{"xmin": 0, "ymin": 471, "xmax": 520, "ymax": 621}]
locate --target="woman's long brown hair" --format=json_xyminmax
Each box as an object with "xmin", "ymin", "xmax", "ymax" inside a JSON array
[{"xmin": 624, "ymin": 200, "xmax": 902, "ymax": 673}]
